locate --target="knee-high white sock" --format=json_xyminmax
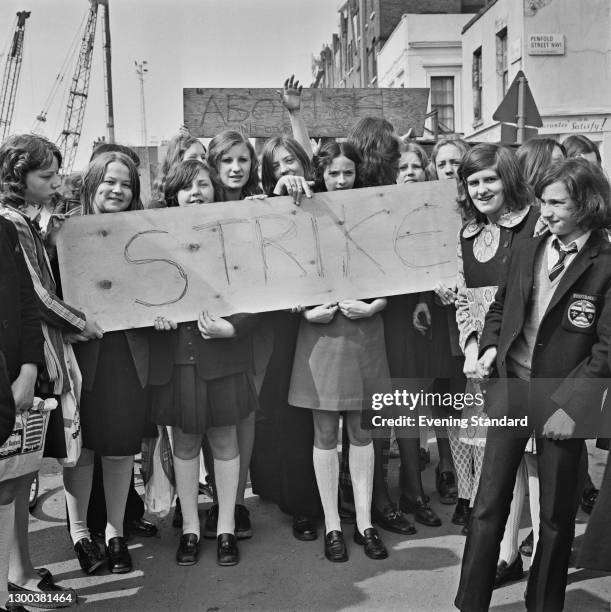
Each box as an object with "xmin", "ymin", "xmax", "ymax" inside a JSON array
[
  {"xmin": 0, "ymin": 502, "xmax": 15, "ymax": 591},
  {"xmin": 349, "ymin": 442, "xmax": 374, "ymax": 534},
  {"xmin": 102, "ymin": 455, "xmax": 134, "ymax": 543},
  {"xmin": 313, "ymin": 446, "xmax": 341, "ymax": 534},
  {"xmin": 174, "ymin": 455, "xmax": 201, "ymax": 537},
  {"xmin": 214, "ymin": 456, "xmax": 239, "ymax": 535},
  {"xmin": 525, "ymin": 452, "xmax": 540, "ymax": 555},
  {"xmin": 63, "ymin": 462, "xmax": 94, "ymax": 544},
  {"xmin": 499, "ymin": 458, "xmax": 527, "ymax": 564}
]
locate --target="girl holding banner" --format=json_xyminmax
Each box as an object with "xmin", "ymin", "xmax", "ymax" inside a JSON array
[
  {"xmin": 150, "ymin": 158, "xmax": 259, "ymax": 567},
  {"xmin": 65, "ymin": 152, "xmax": 149, "ymax": 576}
]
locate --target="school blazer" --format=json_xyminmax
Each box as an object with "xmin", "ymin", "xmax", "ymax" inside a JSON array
[
  {"xmin": 75, "ymin": 330, "xmax": 149, "ymax": 392},
  {"xmin": 0, "ymin": 216, "xmax": 44, "ymax": 380},
  {"xmin": 479, "ymin": 230, "xmax": 611, "ymax": 433},
  {"xmin": 148, "ymin": 313, "xmax": 259, "ymax": 385}
]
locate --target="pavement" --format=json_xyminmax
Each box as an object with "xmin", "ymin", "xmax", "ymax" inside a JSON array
[{"xmin": 28, "ymin": 441, "xmax": 611, "ymax": 612}]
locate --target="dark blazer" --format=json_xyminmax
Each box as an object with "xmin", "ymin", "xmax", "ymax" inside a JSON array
[
  {"xmin": 479, "ymin": 230, "xmax": 611, "ymax": 434},
  {"xmin": 0, "ymin": 215, "xmax": 44, "ymax": 380},
  {"xmin": 75, "ymin": 330, "xmax": 149, "ymax": 392},
  {"xmin": 149, "ymin": 314, "xmax": 258, "ymax": 385}
]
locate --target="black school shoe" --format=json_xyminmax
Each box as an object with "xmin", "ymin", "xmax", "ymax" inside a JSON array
[
  {"xmin": 451, "ymin": 498, "xmax": 471, "ymax": 525},
  {"xmin": 292, "ymin": 515, "xmax": 318, "ymax": 541},
  {"xmin": 324, "ymin": 530, "xmax": 348, "ymax": 562},
  {"xmin": 106, "ymin": 536, "xmax": 132, "ymax": 574},
  {"xmin": 176, "ymin": 533, "xmax": 199, "ymax": 566},
  {"xmin": 217, "ymin": 533, "xmax": 239, "ymax": 566},
  {"xmin": 354, "ymin": 527, "xmax": 388, "ymax": 560},
  {"xmin": 581, "ymin": 486, "xmax": 599, "ymax": 514},
  {"xmin": 494, "ymin": 555, "xmax": 524, "ymax": 589},
  {"xmin": 371, "ymin": 504, "xmax": 417, "ymax": 535},
  {"xmin": 436, "ymin": 466, "xmax": 458, "ymax": 505},
  {"xmin": 399, "ymin": 496, "xmax": 442, "ymax": 527},
  {"xmin": 74, "ymin": 537, "xmax": 105, "ymax": 575},
  {"xmin": 8, "ymin": 572, "xmax": 77, "ymax": 609}
]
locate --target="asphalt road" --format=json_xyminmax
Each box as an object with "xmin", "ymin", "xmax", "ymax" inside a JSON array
[{"xmin": 28, "ymin": 442, "xmax": 611, "ymax": 612}]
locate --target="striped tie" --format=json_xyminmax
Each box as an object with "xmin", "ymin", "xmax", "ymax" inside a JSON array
[{"xmin": 549, "ymin": 240, "xmax": 577, "ymax": 281}]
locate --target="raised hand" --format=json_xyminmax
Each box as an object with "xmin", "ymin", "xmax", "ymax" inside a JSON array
[{"xmin": 278, "ymin": 74, "xmax": 303, "ymax": 113}]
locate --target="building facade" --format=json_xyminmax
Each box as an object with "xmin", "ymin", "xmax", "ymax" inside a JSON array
[
  {"xmin": 312, "ymin": 0, "xmax": 486, "ymax": 88},
  {"xmin": 377, "ymin": 13, "xmax": 476, "ymax": 135},
  {"xmin": 460, "ymin": 0, "xmax": 611, "ymax": 170}
]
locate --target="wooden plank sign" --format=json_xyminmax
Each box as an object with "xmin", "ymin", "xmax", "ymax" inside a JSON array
[
  {"xmin": 183, "ymin": 88, "xmax": 430, "ymax": 138},
  {"xmin": 56, "ymin": 180, "xmax": 460, "ymax": 332}
]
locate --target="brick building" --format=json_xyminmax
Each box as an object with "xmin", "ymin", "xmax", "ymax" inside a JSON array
[{"xmin": 312, "ymin": 0, "xmax": 486, "ymax": 88}]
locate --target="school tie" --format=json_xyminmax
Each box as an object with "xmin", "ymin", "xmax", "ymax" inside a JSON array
[{"xmin": 549, "ymin": 240, "xmax": 578, "ymax": 281}]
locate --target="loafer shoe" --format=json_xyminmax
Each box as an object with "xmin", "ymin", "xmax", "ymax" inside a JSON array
[
  {"xmin": 203, "ymin": 504, "xmax": 219, "ymax": 539},
  {"xmin": 354, "ymin": 527, "xmax": 388, "ymax": 560},
  {"xmin": 126, "ymin": 517, "xmax": 158, "ymax": 538},
  {"xmin": 176, "ymin": 533, "xmax": 199, "ymax": 566},
  {"xmin": 372, "ymin": 504, "xmax": 416, "ymax": 535},
  {"xmin": 436, "ymin": 467, "xmax": 458, "ymax": 505},
  {"xmin": 292, "ymin": 515, "xmax": 318, "ymax": 541},
  {"xmin": 519, "ymin": 530, "xmax": 534, "ymax": 557},
  {"xmin": 324, "ymin": 530, "xmax": 348, "ymax": 562},
  {"xmin": 494, "ymin": 555, "xmax": 524, "ymax": 589},
  {"xmin": 74, "ymin": 537, "xmax": 105, "ymax": 575},
  {"xmin": 581, "ymin": 486, "xmax": 598, "ymax": 514},
  {"xmin": 217, "ymin": 533, "xmax": 239, "ymax": 566},
  {"xmin": 451, "ymin": 498, "xmax": 471, "ymax": 526},
  {"xmin": 106, "ymin": 536, "xmax": 132, "ymax": 574},
  {"xmin": 235, "ymin": 504, "xmax": 252, "ymax": 539},
  {"xmin": 8, "ymin": 573, "xmax": 77, "ymax": 609},
  {"xmin": 400, "ymin": 496, "xmax": 442, "ymax": 527}
]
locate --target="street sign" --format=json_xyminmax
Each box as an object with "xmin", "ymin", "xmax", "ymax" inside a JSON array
[{"xmin": 493, "ymin": 70, "xmax": 542, "ymax": 127}]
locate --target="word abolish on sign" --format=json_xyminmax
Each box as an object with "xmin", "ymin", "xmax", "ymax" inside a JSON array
[
  {"xmin": 57, "ymin": 181, "xmax": 459, "ymax": 331},
  {"xmin": 184, "ymin": 88, "xmax": 429, "ymax": 138}
]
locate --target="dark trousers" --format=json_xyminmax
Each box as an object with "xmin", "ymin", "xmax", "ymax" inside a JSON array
[{"xmin": 455, "ymin": 425, "xmax": 583, "ymax": 612}]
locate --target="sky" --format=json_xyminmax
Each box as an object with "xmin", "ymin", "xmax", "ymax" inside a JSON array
[{"xmin": 0, "ymin": 0, "xmax": 339, "ymax": 170}]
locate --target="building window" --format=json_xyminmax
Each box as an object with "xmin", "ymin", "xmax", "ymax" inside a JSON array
[
  {"xmin": 496, "ymin": 28, "xmax": 508, "ymax": 97},
  {"xmin": 430, "ymin": 76, "xmax": 455, "ymax": 132},
  {"xmin": 347, "ymin": 40, "xmax": 354, "ymax": 70},
  {"xmin": 472, "ymin": 47, "xmax": 482, "ymax": 122}
]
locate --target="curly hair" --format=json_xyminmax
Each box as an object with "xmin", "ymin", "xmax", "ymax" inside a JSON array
[
  {"xmin": 207, "ymin": 130, "xmax": 261, "ymax": 199},
  {"xmin": 398, "ymin": 140, "xmax": 430, "ymax": 181},
  {"xmin": 260, "ymin": 135, "xmax": 313, "ymax": 196},
  {"xmin": 347, "ymin": 117, "xmax": 400, "ymax": 187},
  {"xmin": 456, "ymin": 143, "xmax": 532, "ymax": 222},
  {"xmin": 80, "ymin": 152, "xmax": 143, "ymax": 215},
  {"xmin": 0, "ymin": 134, "xmax": 62, "ymax": 207},
  {"xmin": 312, "ymin": 140, "xmax": 362, "ymax": 192},
  {"xmin": 535, "ymin": 157, "xmax": 611, "ymax": 231},
  {"xmin": 164, "ymin": 159, "xmax": 221, "ymax": 207}
]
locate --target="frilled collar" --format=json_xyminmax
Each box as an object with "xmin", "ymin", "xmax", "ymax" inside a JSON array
[{"xmin": 461, "ymin": 205, "xmax": 532, "ymax": 239}]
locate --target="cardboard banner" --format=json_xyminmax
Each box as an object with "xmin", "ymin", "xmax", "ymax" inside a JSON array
[
  {"xmin": 184, "ymin": 88, "xmax": 429, "ymax": 137},
  {"xmin": 56, "ymin": 180, "xmax": 460, "ymax": 332}
]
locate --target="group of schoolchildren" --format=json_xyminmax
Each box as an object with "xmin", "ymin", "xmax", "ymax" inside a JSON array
[{"xmin": 0, "ymin": 75, "xmax": 610, "ymax": 612}]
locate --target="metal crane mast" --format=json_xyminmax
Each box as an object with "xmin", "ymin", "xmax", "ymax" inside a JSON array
[
  {"xmin": 0, "ymin": 11, "xmax": 31, "ymax": 141},
  {"xmin": 56, "ymin": 0, "xmax": 111, "ymax": 173}
]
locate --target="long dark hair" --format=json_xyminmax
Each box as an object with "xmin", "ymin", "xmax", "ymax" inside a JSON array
[
  {"xmin": 457, "ymin": 143, "xmax": 531, "ymax": 222},
  {"xmin": 260, "ymin": 135, "xmax": 313, "ymax": 196},
  {"xmin": 81, "ymin": 152, "xmax": 143, "ymax": 215},
  {"xmin": 347, "ymin": 117, "xmax": 400, "ymax": 187},
  {"xmin": 312, "ymin": 140, "xmax": 362, "ymax": 192},
  {"xmin": 516, "ymin": 137, "xmax": 565, "ymax": 187},
  {"xmin": 207, "ymin": 130, "xmax": 260, "ymax": 199}
]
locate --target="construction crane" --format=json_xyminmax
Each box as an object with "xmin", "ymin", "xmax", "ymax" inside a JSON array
[
  {"xmin": 56, "ymin": 0, "xmax": 114, "ymax": 174},
  {"xmin": 0, "ymin": 11, "xmax": 31, "ymax": 141}
]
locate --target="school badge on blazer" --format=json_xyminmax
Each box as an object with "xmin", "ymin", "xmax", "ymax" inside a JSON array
[{"xmin": 564, "ymin": 293, "xmax": 600, "ymax": 332}]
